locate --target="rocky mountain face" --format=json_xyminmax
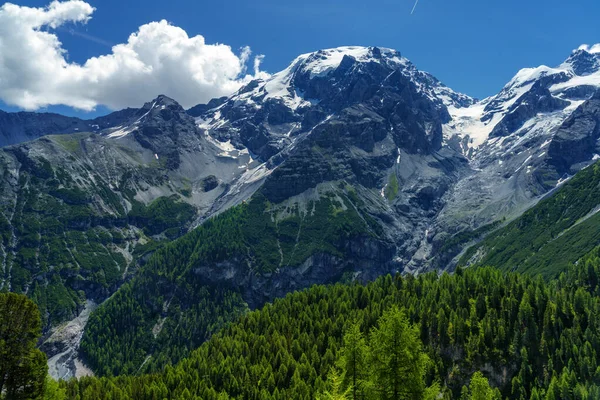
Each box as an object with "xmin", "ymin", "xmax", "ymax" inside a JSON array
[
  {"xmin": 2, "ymin": 45, "xmax": 600, "ymax": 377},
  {"xmin": 200, "ymin": 47, "xmax": 471, "ymax": 161},
  {"xmin": 0, "ymin": 92, "xmax": 269, "ymax": 312},
  {"xmin": 192, "ymin": 45, "xmax": 600, "ymax": 274},
  {"xmin": 547, "ymin": 91, "xmax": 600, "ymax": 174},
  {"xmin": 195, "ymin": 47, "xmax": 478, "ymax": 269}
]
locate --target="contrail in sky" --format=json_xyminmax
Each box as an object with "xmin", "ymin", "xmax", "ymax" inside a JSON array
[
  {"xmin": 57, "ymin": 27, "xmax": 114, "ymax": 48},
  {"xmin": 411, "ymin": 0, "xmax": 420, "ymax": 14}
]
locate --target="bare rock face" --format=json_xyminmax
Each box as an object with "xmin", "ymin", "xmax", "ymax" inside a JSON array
[
  {"xmin": 187, "ymin": 97, "xmax": 228, "ymax": 117},
  {"xmin": 565, "ymin": 49, "xmax": 600, "ymax": 76},
  {"xmin": 547, "ymin": 91, "xmax": 600, "ymax": 175}
]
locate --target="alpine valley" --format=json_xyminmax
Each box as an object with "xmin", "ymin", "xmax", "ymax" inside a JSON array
[{"xmin": 3, "ymin": 44, "xmax": 600, "ymax": 397}]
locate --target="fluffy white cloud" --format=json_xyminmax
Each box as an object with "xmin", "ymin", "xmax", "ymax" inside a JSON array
[
  {"xmin": 0, "ymin": 0, "xmax": 269, "ymax": 111},
  {"xmin": 578, "ymin": 44, "xmax": 600, "ymax": 54}
]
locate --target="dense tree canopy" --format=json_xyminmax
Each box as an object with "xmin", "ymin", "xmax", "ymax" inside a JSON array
[
  {"xmin": 56, "ymin": 246, "xmax": 600, "ymax": 399},
  {"xmin": 6, "ymin": 245, "xmax": 600, "ymax": 399}
]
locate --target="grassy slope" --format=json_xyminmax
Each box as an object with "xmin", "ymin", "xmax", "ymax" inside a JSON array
[{"xmin": 459, "ymin": 161, "xmax": 600, "ymax": 279}]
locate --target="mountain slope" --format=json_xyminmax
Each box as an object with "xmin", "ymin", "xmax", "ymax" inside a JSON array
[
  {"xmin": 80, "ymin": 184, "xmax": 398, "ymax": 375},
  {"xmin": 0, "ymin": 95, "xmax": 279, "ymax": 379},
  {"xmin": 459, "ymin": 160, "xmax": 600, "ymax": 279},
  {"xmin": 0, "ymin": 96, "xmax": 255, "ymax": 377},
  {"xmin": 424, "ymin": 47, "xmax": 600, "ymax": 270}
]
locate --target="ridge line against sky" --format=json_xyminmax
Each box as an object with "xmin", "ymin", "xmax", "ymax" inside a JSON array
[{"xmin": 0, "ymin": 0, "xmax": 598, "ymax": 118}]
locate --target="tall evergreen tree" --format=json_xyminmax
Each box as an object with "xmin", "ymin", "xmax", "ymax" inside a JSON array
[
  {"xmin": 0, "ymin": 293, "xmax": 47, "ymax": 399},
  {"xmin": 368, "ymin": 307, "xmax": 428, "ymax": 400},
  {"xmin": 338, "ymin": 323, "xmax": 368, "ymax": 400}
]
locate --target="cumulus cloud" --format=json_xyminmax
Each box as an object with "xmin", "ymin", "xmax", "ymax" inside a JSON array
[
  {"xmin": 0, "ymin": 0, "xmax": 269, "ymax": 111},
  {"xmin": 578, "ymin": 44, "xmax": 600, "ymax": 54}
]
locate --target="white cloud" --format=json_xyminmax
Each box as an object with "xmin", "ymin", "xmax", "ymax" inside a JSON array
[
  {"xmin": 0, "ymin": 0, "xmax": 269, "ymax": 111},
  {"xmin": 578, "ymin": 44, "xmax": 600, "ymax": 54}
]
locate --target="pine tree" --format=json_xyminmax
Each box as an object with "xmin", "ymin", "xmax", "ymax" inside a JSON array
[
  {"xmin": 43, "ymin": 377, "xmax": 66, "ymax": 400},
  {"xmin": 545, "ymin": 376, "xmax": 558, "ymax": 400},
  {"xmin": 423, "ymin": 381, "xmax": 442, "ymax": 400}
]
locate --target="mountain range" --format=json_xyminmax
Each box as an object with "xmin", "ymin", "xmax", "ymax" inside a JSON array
[{"xmin": 1, "ymin": 45, "xmax": 600, "ymax": 379}]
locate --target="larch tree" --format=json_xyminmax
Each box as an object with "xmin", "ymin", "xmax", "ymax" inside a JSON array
[
  {"xmin": 0, "ymin": 293, "xmax": 47, "ymax": 400},
  {"xmin": 368, "ymin": 306, "xmax": 428, "ymax": 400},
  {"xmin": 338, "ymin": 322, "xmax": 368, "ymax": 400}
]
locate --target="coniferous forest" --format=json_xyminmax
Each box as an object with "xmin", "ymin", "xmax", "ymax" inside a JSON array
[{"xmin": 4, "ymin": 246, "xmax": 600, "ymax": 399}]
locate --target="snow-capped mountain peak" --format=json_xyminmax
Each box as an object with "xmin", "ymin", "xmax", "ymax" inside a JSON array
[
  {"xmin": 295, "ymin": 46, "xmax": 406, "ymax": 78},
  {"xmin": 237, "ymin": 46, "xmax": 410, "ymax": 111},
  {"xmin": 190, "ymin": 45, "xmax": 480, "ymax": 192},
  {"xmin": 445, "ymin": 44, "xmax": 600, "ymax": 159},
  {"xmin": 103, "ymin": 95, "xmax": 184, "ymax": 139},
  {"xmin": 197, "ymin": 46, "xmax": 474, "ymax": 140}
]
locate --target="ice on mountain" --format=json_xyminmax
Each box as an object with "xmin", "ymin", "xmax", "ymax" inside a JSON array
[
  {"xmin": 302, "ymin": 47, "xmax": 373, "ymax": 78},
  {"xmin": 445, "ymin": 102, "xmax": 495, "ymax": 148},
  {"xmin": 107, "ymin": 125, "xmax": 135, "ymax": 139},
  {"xmin": 262, "ymin": 61, "xmax": 311, "ymax": 110},
  {"xmin": 552, "ymin": 74, "xmax": 600, "ymax": 93}
]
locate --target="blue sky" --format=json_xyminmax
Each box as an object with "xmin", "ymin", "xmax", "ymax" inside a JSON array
[{"xmin": 2, "ymin": 0, "xmax": 599, "ymax": 118}]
